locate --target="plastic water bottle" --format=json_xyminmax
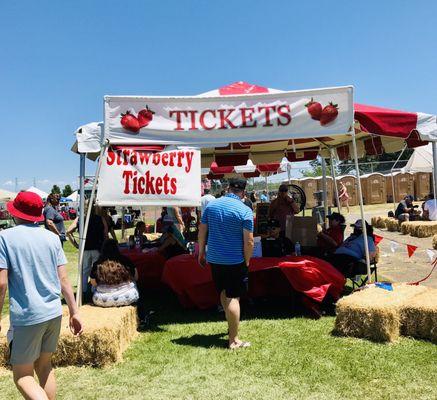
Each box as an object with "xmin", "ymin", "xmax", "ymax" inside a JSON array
[
  {"xmin": 295, "ymin": 241, "xmax": 301, "ymax": 256},
  {"xmin": 135, "ymin": 235, "xmax": 141, "ymax": 250}
]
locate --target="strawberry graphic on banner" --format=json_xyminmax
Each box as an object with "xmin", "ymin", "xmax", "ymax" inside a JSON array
[
  {"xmin": 407, "ymin": 244, "xmax": 418, "ymax": 258},
  {"xmin": 305, "ymin": 98, "xmax": 322, "ymax": 121}
]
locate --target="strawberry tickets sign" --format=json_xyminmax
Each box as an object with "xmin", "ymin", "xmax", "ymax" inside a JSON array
[
  {"xmin": 96, "ymin": 146, "xmax": 201, "ymax": 206},
  {"xmin": 104, "ymin": 86, "xmax": 353, "ymax": 145}
]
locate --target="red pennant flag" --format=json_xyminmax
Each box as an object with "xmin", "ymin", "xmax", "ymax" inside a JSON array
[
  {"xmin": 374, "ymin": 235, "xmax": 384, "ymax": 246},
  {"xmin": 407, "ymin": 244, "xmax": 418, "ymax": 258}
]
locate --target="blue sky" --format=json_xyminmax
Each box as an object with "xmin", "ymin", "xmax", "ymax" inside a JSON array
[{"xmin": 1, "ymin": 0, "xmax": 436, "ymax": 192}]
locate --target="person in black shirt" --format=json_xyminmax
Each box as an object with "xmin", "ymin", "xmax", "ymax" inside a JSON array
[
  {"xmin": 67, "ymin": 205, "xmax": 107, "ymax": 299},
  {"xmin": 261, "ymin": 219, "xmax": 293, "ymax": 257},
  {"xmin": 395, "ymin": 195, "xmax": 420, "ymax": 222}
]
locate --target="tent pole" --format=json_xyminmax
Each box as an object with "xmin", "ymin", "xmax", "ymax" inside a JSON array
[
  {"xmin": 287, "ymin": 163, "xmax": 291, "ymax": 184},
  {"xmin": 76, "ymin": 142, "xmax": 107, "ymax": 307},
  {"xmin": 351, "ymin": 130, "xmax": 372, "ymax": 283},
  {"xmin": 330, "ymin": 148, "xmax": 342, "ymax": 213},
  {"xmin": 390, "ymin": 144, "xmax": 407, "ymax": 211},
  {"xmin": 321, "ymin": 157, "xmax": 329, "ymax": 228},
  {"xmin": 432, "ymin": 142, "xmax": 437, "ymax": 210},
  {"xmin": 76, "ymin": 154, "xmax": 86, "ymax": 306}
]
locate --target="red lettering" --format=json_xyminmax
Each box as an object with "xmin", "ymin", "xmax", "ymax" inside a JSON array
[
  {"xmin": 138, "ymin": 176, "xmax": 145, "ymax": 194},
  {"xmin": 187, "ymin": 110, "xmax": 198, "ymax": 130},
  {"xmin": 258, "ymin": 105, "xmax": 276, "ymax": 127},
  {"xmin": 170, "ymin": 178, "xmax": 177, "ymax": 194},
  {"xmin": 161, "ymin": 152, "xmax": 169, "ymax": 166},
  {"xmin": 185, "ymin": 151, "xmax": 194, "ymax": 173},
  {"xmin": 155, "ymin": 177, "xmax": 163, "ymax": 194},
  {"xmin": 106, "ymin": 150, "xmax": 115, "ymax": 165},
  {"xmin": 218, "ymin": 108, "xmax": 236, "ymax": 129},
  {"xmin": 169, "ymin": 110, "xmax": 189, "ymax": 131},
  {"xmin": 169, "ymin": 151, "xmax": 176, "ymax": 167},
  {"xmin": 145, "ymin": 171, "xmax": 156, "ymax": 194},
  {"xmin": 132, "ymin": 171, "xmax": 138, "ymax": 194},
  {"xmin": 163, "ymin": 173, "xmax": 170, "ymax": 194},
  {"xmin": 116, "ymin": 150, "xmax": 123, "ymax": 165},
  {"xmin": 122, "ymin": 149, "xmax": 130, "ymax": 165},
  {"xmin": 122, "ymin": 170, "xmax": 133, "ymax": 194},
  {"xmin": 130, "ymin": 151, "xmax": 138, "ymax": 165},
  {"xmin": 152, "ymin": 153, "xmax": 161, "ymax": 166},
  {"xmin": 177, "ymin": 151, "xmax": 184, "ymax": 167},
  {"xmin": 199, "ymin": 109, "xmax": 216, "ymax": 130},
  {"xmin": 240, "ymin": 107, "xmax": 257, "ymax": 128},
  {"xmin": 277, "ymin": 104, "xmax": 292, "ymax": 126},
  {"xmin": 139, "ymin": 151, "xmax": 153, "ymax": 165}
]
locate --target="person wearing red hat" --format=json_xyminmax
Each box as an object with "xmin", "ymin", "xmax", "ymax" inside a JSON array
[{"xmin": 0, "ymin": 191, "xmax": 83, "ymax": 400}]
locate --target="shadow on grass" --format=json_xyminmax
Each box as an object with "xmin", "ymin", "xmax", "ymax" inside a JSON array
[
  {"xmin": 171, "ymin": 333, "xmax": 228, "ymax": 349},
  {"xmin": 140, "ymin": 286, "xmax": 310, "ymax": 329}
]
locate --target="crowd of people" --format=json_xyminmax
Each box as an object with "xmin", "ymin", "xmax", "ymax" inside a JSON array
[
  {"xmin": 0, "ymin": 181, "xmax": 383, "ymax": 397},
  {"xmin": 391, "ymin": 193, "xmax": 437, "ymax": 222}
]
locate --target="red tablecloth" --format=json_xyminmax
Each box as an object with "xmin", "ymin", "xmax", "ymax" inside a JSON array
[
  {"xmin": 162, "ymin": 255, "xmax": 345, "ymax": 309},
  {"xmin": 120, "ymin": 248, "xmax": 167, "ymax": 289}
]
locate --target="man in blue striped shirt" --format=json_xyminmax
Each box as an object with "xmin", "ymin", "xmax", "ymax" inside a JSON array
[{"xmin": 199, "ymin": 178, "xmax": 254, "ymax": 350}]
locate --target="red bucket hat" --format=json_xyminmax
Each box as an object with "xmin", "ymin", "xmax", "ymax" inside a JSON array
[{"xmin": 7, "ymin": 191, "xmax": 44, "ymax": 223}]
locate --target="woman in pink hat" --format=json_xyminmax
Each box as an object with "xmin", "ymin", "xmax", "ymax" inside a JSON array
[{"xmin": 0, "ymin": 191, "xmax": 83, "ymax": 400}]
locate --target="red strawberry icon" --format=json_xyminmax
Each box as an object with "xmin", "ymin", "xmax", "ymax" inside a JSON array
[
  {"xmin": 120, "ymin": 111, "xmax": 140, "ymax": 133},
  {"xmin": 305, "ymin": 98, "xmax": 322, "ymax": 121},
  {"xmin": 138, "ymin": 105, "xmax": 155, "ymax": 128},
  {"xmin": 320, "ymin": 102, "xmax": 339, "ymax": 126}
]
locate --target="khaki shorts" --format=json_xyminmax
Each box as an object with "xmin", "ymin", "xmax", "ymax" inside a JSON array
[{"xmin": 8, "ymin": 316, "xmax": 62, "ymax": 365}]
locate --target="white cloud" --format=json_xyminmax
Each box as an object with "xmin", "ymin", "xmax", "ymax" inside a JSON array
[
  {"xmin": 3, "ymin": 180, "xmax": 13, "ymax": 186},
  {"xmin": 37, "ymin": 179, "xmax": 51, "ymax": 185}
]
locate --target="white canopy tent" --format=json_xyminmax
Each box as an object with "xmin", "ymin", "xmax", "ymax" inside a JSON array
[
  {"xmin": 0, "ymin": 188, "xmax": 17, "ymax": 202},
  {"xmin": 67, "ymin": 190, "xmax": 79, "ymax": 202},
  {"xmin": 403, "ymin": 143, "xmax": 433, "ymax": 173},
  {"xmin": 71, "ymin": 82, "xmax": 437, "ymax": 305},
  {"xmin": 26, "ymin": 186, "xmax": 49, "ymax": 200}
]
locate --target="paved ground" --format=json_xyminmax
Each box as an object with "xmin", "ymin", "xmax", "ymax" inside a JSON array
[{"xmin": 345, "ymin": 203, "xmax": 437, "ymax": 288}]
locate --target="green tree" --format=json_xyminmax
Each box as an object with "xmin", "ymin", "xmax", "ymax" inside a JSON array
[
  {"xmin": 62, "ymin": 184, "xmax": 73, "ymax": 197},
  {"xmin": 51, "ymin": 184, "xmax": 61, "ymax": 195}
]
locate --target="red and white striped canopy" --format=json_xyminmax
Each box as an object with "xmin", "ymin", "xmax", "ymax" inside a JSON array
[{"xmin": 199, "ymin": 81, "xmax": 436, "ymax": 170}]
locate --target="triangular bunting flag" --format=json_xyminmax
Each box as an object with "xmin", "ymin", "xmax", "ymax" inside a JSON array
[
  {"xmin": 407, "ymin": 244, "xmax": 418, "ymax": 258},
  {"xmin": 374, "ymin": 235, "xmax": 384, "ymax": 246},
  {"xmin": 390, "ymin": 241, "xmax": 400, "ymax": 253},
  {"xmin": 426, "ymin": 249, "xmax": 436, "ymax": 262}
]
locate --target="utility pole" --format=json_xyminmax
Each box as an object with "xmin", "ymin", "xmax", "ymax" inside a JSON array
[{"xmin": 14, "ymin": 177, "xmax": 18, "ymax": 193}]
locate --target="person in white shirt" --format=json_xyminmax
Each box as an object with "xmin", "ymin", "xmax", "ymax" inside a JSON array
[
  {"xmin": 423, "ymin": 194, "xmax": 437, "ymax": 221},
  {"xmin": 200, "ymin": 189, "xmax": 216, "ymax": 216}
]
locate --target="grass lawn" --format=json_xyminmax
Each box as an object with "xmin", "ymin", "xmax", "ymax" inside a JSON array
[
  {"xmin": 1, "ymin": 224, "xmax": 437, "ymax": 399},
  {"xmin": 1, "ymin": 294, "xmax": 437, "ymax": 399}
]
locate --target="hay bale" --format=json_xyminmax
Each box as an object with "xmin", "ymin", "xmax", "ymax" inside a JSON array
[
  {"xmin": 371, "ymin": 216, "xmax": 386, "ymax": 229},
  {"xmin": 335, "ymin": 284, "xmax": 428, "ymax": 342},
  {"xmin": 401, "ymin": 221, "xmax": 437, "ymax": 238},
  {"xmin": 0, "ymin": 305, "xmax": 138, "ymax": 368},
  {"xmin": 401, "ymin": 289, "xmax": 437, "ymax": 343},
  {"xmin": 385, "ymin": 218, "xmax": 400, "ymax": 232},
  {"xmin": 433, "ymin": 234, "xmax": 437, "ymax": 250}
]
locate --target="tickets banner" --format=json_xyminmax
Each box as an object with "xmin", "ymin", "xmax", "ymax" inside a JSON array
[
  {"xmin": 104, "ymin": 86, "xmax": 354, "ymax": 145},
  {"xmin": 96, "ymin": 146, "xmax": 201, "ymax": 206}
]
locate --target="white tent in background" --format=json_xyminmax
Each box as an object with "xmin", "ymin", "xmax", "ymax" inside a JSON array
[
  {"xmin": 403, "ymin": 144, "xmax": 433, "ymax": 173},
  {"xmin": 26, "ymin": 186, "xmax": 49, "ymax": 200},
  {"xmin": 0, "ymin": 188, "xmax": 17, "ymax": 202},
  {"xmin": 67, "ymin": 191, "xmax": 79, "ymax": 202}
]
